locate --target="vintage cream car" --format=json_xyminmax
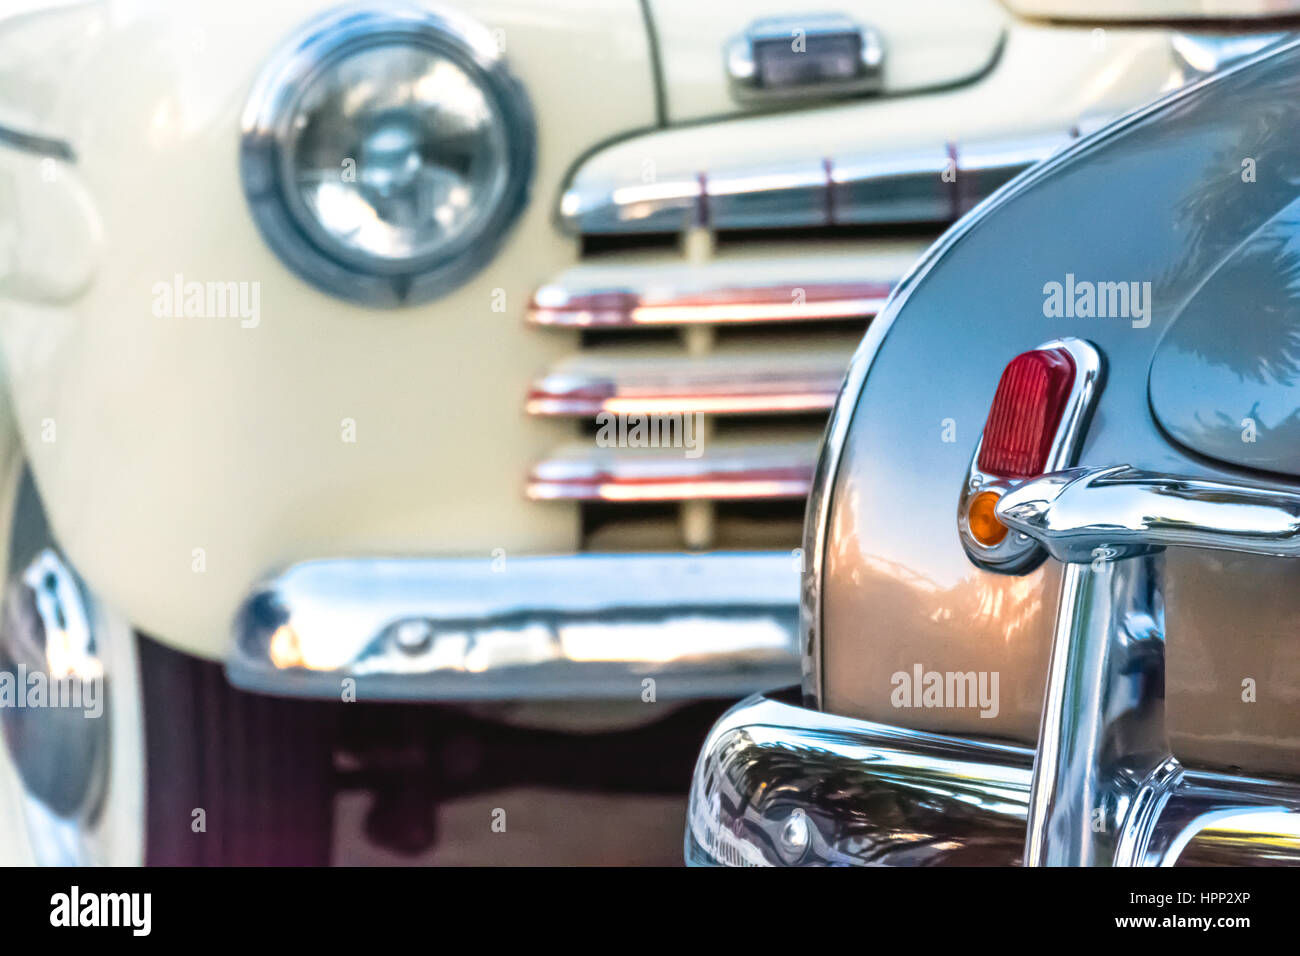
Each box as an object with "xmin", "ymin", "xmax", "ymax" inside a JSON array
[{"xmin": 0, "ymin": 0, "xmax": 1287, "ymax": 865}]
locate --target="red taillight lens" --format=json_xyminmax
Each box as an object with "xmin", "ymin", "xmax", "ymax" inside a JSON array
[{"xmin": 977, "ymin": 347, "xmax": 1076, "ymax": 478}]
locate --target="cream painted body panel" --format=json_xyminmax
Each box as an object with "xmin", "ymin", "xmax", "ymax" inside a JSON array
[
  {"xmin": 650, "ymin": 0, "xmax": 1008, "ymax": 123},
  {"xmin": 566, "ymin": 23, "xmax": 1183, "ymax": 200},
  {"xmin": 1003, "ymin": 0, "xmax": 1300, "ymax": 20},
  {"xmin": 0, "ymin": 0, "xmax": 655, "ymax": 660}
]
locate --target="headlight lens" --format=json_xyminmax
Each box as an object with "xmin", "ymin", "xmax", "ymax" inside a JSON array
[
  {"xmin": 241, "ymin": 5, "xmax": 534, "ymax": 305},
  {"xmin": 287, "ymin": 44, "xmax": 509, "ymax": 267}
]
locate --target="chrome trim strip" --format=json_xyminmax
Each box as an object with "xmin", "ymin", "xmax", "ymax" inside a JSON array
[
  {"xmin": 829, "ymin": 146, "xmax": 953, "ymax": 224},
  {"xmin": 560, "ymin": 134, "xmax": 1068, "ymax": 236},
  {"xmin": 798, "ymin": 34, "xmax": 1300, "ymax": 709},
  {"xmin": 228, "ymin": 552, "xmax": 800, "ymax": 701},
  {"xmin": 529, "ymin": 280, "xmax": 891, "ymax": 328},
  {"xmin": 527, "ymin": 442, "xmax": 816, "ymax": 502},
  {"xmin": 705, "ymin": 161, "xmax": 828, "ymax": 230},
  {"xmin": 686, "ymin": 691, "xmax": 1300, "ymax": 866},
  {"xmin": 525, "ymin": 356, "xmax": 849, "ymax": 417}
]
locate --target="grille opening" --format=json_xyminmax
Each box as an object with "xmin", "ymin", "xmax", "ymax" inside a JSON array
[
  {"xmin": 714, "ymin": 222, "xmax": 943, "ymax": 249},
  {"xmin": 711, "ymin": 319, "xmax": 869, "ymax": 346},
  {"xmin": 581, "ymin": 501, "xmax": 682, "ymax": 551},
  {"xmin": 580, "ymin": 222, "xmax": 942, "ymax": 257},
  {"xmin": 529, "ymin": 234, "xmax": 922, "ymax": 554},
  {"xmin": 579, "ymin": 499, "xmax": 805, "ymax": 552},
  {"xmin": 580, "ymin": 327, "xmax": 681, "ymax": 349},
  {"xmin": 710, "ymin": 415, "xmax": 828, "ymax": 438},
  {"xmin": 580, "ymin": 232, "xmax": 681, "ymax": 257},
  {"xmin": 713, "ymin": 499, "xmax": 806, "ymax": 549}
]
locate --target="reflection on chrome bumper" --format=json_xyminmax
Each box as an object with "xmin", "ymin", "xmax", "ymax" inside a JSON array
[
  {"xmin": 685, "ymin": 690, "xmax": 1300, "ymax": 866},
  {"xmin": 227, "ymin": 552, "xmax": 799, "ymax": 701}
]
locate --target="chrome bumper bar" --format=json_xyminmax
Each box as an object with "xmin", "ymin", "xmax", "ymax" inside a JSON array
[
  {"xmin": 685, "ymin": 690, "xmax": 1300, "ymax": 866},
  {"xmin": 227, "ymin": 552, "xmax": 799, "ymax": 701}
]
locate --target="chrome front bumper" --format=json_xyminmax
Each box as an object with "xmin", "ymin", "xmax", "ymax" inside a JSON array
[
  {"xmin": 227, "ymin": 552, "xmax": 800, "ymax": 701},
  {"xmin": 685, "ymin": 690, "xmax": 1300, "ymax": 866}
]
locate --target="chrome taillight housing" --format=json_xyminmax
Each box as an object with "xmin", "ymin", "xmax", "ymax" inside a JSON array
[{"xmin": 957, "ymin": 337, "xmax": 1104, "ymax": 574}]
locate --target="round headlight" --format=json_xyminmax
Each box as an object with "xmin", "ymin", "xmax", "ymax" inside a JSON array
[{"xmin": 240, "ymin": 4, "xmax": 535, "ymax": 306}]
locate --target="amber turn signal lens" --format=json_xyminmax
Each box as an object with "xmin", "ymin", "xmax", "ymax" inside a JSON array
[{"xmin": 967, "ymin": 491, "xmax": 1008, "ymax": 547}]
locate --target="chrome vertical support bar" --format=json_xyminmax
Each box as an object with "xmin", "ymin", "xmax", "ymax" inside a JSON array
[
  {"xmin": 1000, "ymin": 464, "xmax": 1300, "ymax": 864},
  {"xmin": 1024, "ymin": 552, "xmax": 1168, "ymax": 866}
]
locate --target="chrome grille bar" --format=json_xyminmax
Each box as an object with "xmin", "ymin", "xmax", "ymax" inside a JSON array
[
  {"xmin": 561, "ymin": 132, "xmax": 1072, "ymax": 235},
  {"xmin": 525, "ymin": 351, "xmax": 850, "ymax": 416},
  {"xmin": 530, "ymin": 278, "xmax": 892, "ymax": 329},
  {"xmin": 527, "ymin": 441, "xmax": 817, "ymax": 502},
  {"xmin": 528, "ymin": 247, "xmax": 915, "ymax": 329}
]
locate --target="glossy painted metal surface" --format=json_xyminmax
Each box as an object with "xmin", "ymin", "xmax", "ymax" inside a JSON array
[
  {"xmin": 228, "ymin": 551, "xmax": 800, "ymax": 701},
  {"xmin": 684, "ymin": 691, "xmax": 1300, "ymax": 866},
  {"xmin": 815, "ymin": 36, "xmax": 1300, "ymax": 776},
  {"xmin": 650, "ymin": 0, "xmax": 1006, "ymax": 122},
  {"xmin": 1149, "ymin": 191, "xmax": 1300, "ymax": 477},
  {"xmin": 526, "ymin": 441, "xmax": 815, "ymax": 502}
]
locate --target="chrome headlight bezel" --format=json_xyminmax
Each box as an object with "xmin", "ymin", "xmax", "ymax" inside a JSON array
[{"xmin": 239, "ymin": 3, "xmax": 536, "ymax": 307}]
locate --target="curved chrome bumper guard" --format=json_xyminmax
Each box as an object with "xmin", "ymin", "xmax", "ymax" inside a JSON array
[
  {"xmin": 227, "ymin": 552, "xmax": 800, "ymax": 701},
  {"xmin": 994, "ymin": 465, "xmax": 1300, "ymax": 865},
  {"xmin": 685, "ymin": 690, "xmax": 1300, "ymax": 866},
  {"xmin": 689, "ymin": 464, "xmax": 1300, "ymax": 865}
]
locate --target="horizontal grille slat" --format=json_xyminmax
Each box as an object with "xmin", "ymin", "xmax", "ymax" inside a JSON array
[
  {"xmin": 526, "ymin": 349, "xmax": 853, "ymax": 417},
  {"xmin": 523, "ymin": 239, "xmax": 930, "ymax": 549},
  {"xmin": 527, "ymin": 440, "xmax": 818, "ymax": 502}
]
